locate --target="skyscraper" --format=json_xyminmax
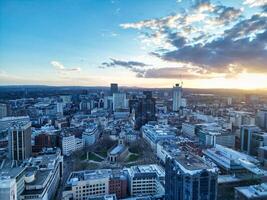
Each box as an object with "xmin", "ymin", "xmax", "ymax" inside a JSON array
[
  {"xmin": 134, "ymin": 91, "xmax": 156, "ymax": 130},
  {"xmin": 172, "ymin": 83, "xmax": 182, "ymax": 112},
  {"xmin": 8, "ymin": 121, "xmax": 32, "ymax": 161},
  {"xmin": 256, "ymin": 109, "xmax": 267, "ymax": 131},
  {"xmin": 113, "ymin": 93, "xmax": 127, "ymax": 111},
  {"xmin": 0, "ymin": 103, "xmax": 7, "ymax": 119},
  {"xmin": 110, "ymin": 83, "xmax": 118, "ymax": 96},
  {"xmin": 165, "ymin": 152, "xmax": 218, "ymax": 200},
  {"xmin": 240, "ymin": 125, "xmax": 267, "ymax": 156}
]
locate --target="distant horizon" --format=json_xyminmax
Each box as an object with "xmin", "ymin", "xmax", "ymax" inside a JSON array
[{"xmin": 0, "ymin": 83, "xmax": 267, "ymax": 91}]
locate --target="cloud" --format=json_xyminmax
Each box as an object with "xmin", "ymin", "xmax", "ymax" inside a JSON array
[
  {"xmin": 120, "ymin": 1, "xmax": 267, "ymax": 76},
  {"xmin": 138, "ymin": 66, "xmax": 217, "ymax": 79},
  {"xmin": 100, "ymin": 58, "xmax": 150, "ymax": 69},
  {"xmin": 158, "ymin": 14, "xmax": 267, "ymax": 73},
  {"xmin": 244, "ymin": 0, "xmax": 267, "ymax": 7},
  {"xmin": 120, "ymin": 1, "xmax": 242, "ymax": 51},
  {"xmin": 51, "ymin": 61, "xmax": 81, "ymax": 72}
]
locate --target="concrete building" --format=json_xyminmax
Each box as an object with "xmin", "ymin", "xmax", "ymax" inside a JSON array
[
  {"xmin": 141, "ymin": 124, "xmax": 176, "ymax": 151},
  {"xmin": 82, "ymin": 123, "xmax": 99, "ymax": 146},
  {"xmin": 172, "ymin": 83, "xmax": 182, "ymax": 112},
  {"xmin": 204, "ymin": 145, "xmax": 265, "ymax": 175},
  {"xmin": 20, "ymin": 152, "xmax": 63, "ymax": 200},
  {"xmin": 63, "ymin": 169, "xmax": 111, "ymax": 200},
  {"xmin": 0, "ymin": 116, "xmax": 30, "ymax": 131},
  {"xmin": 0, "ymin": 178, "xmax": 17, "ymax": 200},
  {"xmin": 165, "ymin": 152, "xmax": 218, "ymax": 200},
  {"xmin": 113, "ymin": 93, "xmax": 127, "ymax": 111},
  {"xmin": 258, "ymin": 146, "xmax": 267, "ymax": 168},
  {"xmin": 125, "ymin": 164, "xmax": 165, "ymax": 197},
  {"xmin": 156, "ymin": 140, "xmax": 181, "ymax": 164},
  {"xmin": 256, "ymin": 109, "xmax": 267, "ymax": 131},
  {"xmin": 62, "ymin": 135, "xmax": 77, "ymax": 156},
  {"xmin": 240, "ymin": 125, "xmax": 267, "ymax": 156},
  {"xmin": 56, "ymin": 102, "xmax": 64, "ymax": 116},
  {"xmin": 0, "ymin": 103, "xmax": 7, "ymax": 119},
  {"xmin": 8, "ymin": 121, "xmax": 32, "ymax": 161},
  {"xmin": 235, "ymin": 183, "xmax": 267, "ymax": 200},
  {"xmin": 0, "ymin": 150, "xmax": 62, "ymax": 200},
  {"xmin": 230, "ymin": 111, "xmax": 255, "ymax": 128},
  {"xmin": 0, "ymin": 161, "xmax": 26, "ymax": 200}
]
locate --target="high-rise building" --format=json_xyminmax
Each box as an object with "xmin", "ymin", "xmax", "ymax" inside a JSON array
[
  {"xmin": 256, "ymin": 109, "xmax": 267, "ymax": 130},
  {"xmin": 0, "ymin": 103, "xmax": 7, "ymax": 119},
  {"xmin": 56, "ymin": 102, "xmax": 64, "ymax": 115},
  {"xmin": 134, "ymin": 91, "xmax": 156, "ymax": 130},
  {"xmin": 113, "ymin": 93, "xmax": 127, "ymax": 111},
  {"xmin": 172, "ymin": 83, "xmax": 182, "ymax": 111},
  {"xmin": 240, "ymin": 125, "xmax": 267, "ymax": 156},
  {"xmin": 165, "ymin": 152, "xmax": 218, "ymax": 200},
  {"xmin": 8, "ymin": 121, "xmax": 32, "ymax": 161},
  {"xmin": 110, "ymin": 83, "xmax": 118, "ymax": 96}
]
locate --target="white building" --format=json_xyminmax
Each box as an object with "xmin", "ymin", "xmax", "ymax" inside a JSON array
[
  {"xmin": 141, "ymin": 124, "xmax": 177, "ymax": 151},
  {"xmin": 204, "ymin": 144, "xmax": 265, "ymax": 175},
  {"xmin": 20, "ymin": 152, "xmax": 63, "ymax": 200},
  {"xmin": 156, "ymin": 141, "xmax": 181, "ymax": 163},
  {"xmin": 112, "ymin": 93, "xmax": 127, "ymax": 111},
  {"xmin": 0, "ymin": 178, "xmax": 17, "ymax": 200},
  {"xmin": 62, "ymin": 135, "xmax": 77, "ymax": 156},
  {"xmin": 62, "ymin": 169, "xmax": 110, "ymax": 200},
  {"xmin": 235, "ymin": 183, "xmax": 267, "ymax": 200},
  {"xmin": 56, "ymin": 102, "xmax": 64, "ymax": 115},
  {"xmin": 172, "ymin": 83, "xmax": 182, "ymax": 111},
  {"xmin": 60, "ymin": 95, "xmax": 72, "ymax": 104},
  {"xmin": 0, "ymin": 162, "xmax": 26, "ymax": 200},
  {"xmin": 126, "ymin": 164, "xmax": 165, "ymax": 197},
  {"xmin": 82, "ymin": 123, "xmax": 99, "ymax": 146}
]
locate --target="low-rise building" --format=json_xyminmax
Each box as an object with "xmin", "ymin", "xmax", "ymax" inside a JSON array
[
  {"xmin": 83, "ymin": 123, "xmax": 99, "ymax": 146},
  {"xmin": 63, "ymin": 169, "xmax": 111, "ymax": 200},
  {"xmin": 235, "ymin": 183, "xmax": 267, "ymax": 200},
  {"xmin": 20, "ymin": 152, "xmax": 63, "ymax": 200},
  {"xmin": 125, "ymin": 164, "xmax": 165, "ymax": 197},
  {"xmin": 141, "ymin": 124, "xmax": 176, "ymax": 150}
]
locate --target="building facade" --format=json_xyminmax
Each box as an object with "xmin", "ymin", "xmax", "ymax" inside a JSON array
[
  {"xmin": 8, "ymin": 121, "xmax": 32, "ymax": 161},
  {"xmin": 165, "ymin": 153, "xmax": 218, "ymax": 200}
]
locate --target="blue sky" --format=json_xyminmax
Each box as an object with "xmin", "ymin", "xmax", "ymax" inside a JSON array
[{"xmin": 0, "ymin": 0, "xmax": 267, "ymax": 88}]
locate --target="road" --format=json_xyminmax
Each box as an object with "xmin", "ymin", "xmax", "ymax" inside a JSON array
[{"xmin": 54, "ymin": 156, "xmax": 74, "ymax": 200}]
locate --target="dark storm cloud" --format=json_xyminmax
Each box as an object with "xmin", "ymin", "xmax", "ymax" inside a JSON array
[
  {"xmin": 100, "ymin": 58, "xmax": 150, "ymax": 69},
  {"xmin": 156, "ymin": 14, "xmax": 267, "ymax": 73}
]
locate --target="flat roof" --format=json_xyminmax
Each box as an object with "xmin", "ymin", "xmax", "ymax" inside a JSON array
[
  {"xmin": 236, "ymin": 183, "xmax": 267, "ymax": 198},
  {"xmin": 174, "ymin": 152, "xmax": 214, "ymax": 172}
]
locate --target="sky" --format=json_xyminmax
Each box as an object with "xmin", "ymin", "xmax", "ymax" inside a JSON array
[{"xmin": 0, "ymin": 0, "xmax": 267, "ymax": 89}]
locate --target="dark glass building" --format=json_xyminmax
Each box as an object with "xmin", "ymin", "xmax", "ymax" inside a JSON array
[
  {"xmin": 110, "ymin": 83, "xmax": 119, "ymax": 95},
  {"xmin": 165, "ymin": 152, "xmax": 218, "ymax": 200},
  {"xmin": 134, "ymin": 91, "xmax": 156, "ymax": 130}
]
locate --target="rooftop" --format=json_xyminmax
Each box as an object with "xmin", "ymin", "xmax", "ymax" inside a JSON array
[
  {"xmin": 67, "ymin": 169, "xmax": 111, "ymax": 186},
  {"xmin": 173, "ymin": 151, "xmax": 216, "ymax": 174},
  {"xmin": 236, "ymin": 183, "xmax": 267, "ymax": 198},
  {"xmin": 127, "ymin": 164, "xmax": 165, "ymax": 178}
]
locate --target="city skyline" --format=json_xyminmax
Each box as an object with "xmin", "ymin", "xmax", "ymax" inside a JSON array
[{"xmin": 1, "ymin": 0, "xmax": 267, "ymax": 89}]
